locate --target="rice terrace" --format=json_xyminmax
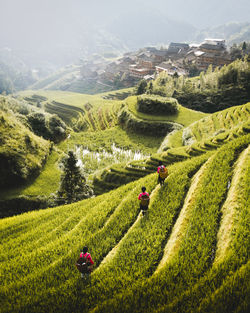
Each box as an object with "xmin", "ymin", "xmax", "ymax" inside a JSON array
[{"xmin": 1, "ymin": 12, "xmax": 250, "ymax": 313}]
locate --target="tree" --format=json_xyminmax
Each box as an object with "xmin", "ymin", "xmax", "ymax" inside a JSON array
[
  {"xmin": 48, "ymin": 115, "xmax": 67, "ymax": 143},
  {"xmin": 242, "ymin": 41, "xmax": 247, "ymax": 55},
  {"xmin": 57, "ymin": 151, "xmax": 93, "ymax": 204},
  {"xmin": 148, "ymin": 81, "xmax": 153, "ymax": 94},
  {"xmin": 135, "ymin": 79, "xmax": 147, "ymax": 95}
]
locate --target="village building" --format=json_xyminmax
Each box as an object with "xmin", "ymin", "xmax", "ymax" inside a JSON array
[
  {"xmin": 137, "ymin": 55, "xmax": 157, "ymax": 70},
  {"xmin": 155, "ymin": 61, "xmax": 187, "ymax": 76},
  {"xmin": 115, "ymin": 57, "xmax": 135, "ymax": 71},
  {"xmin": 86, "ymin": 38, "xmax": 233, "ymax": 88},
  {"xmin": 103, "ymin": 62, "xmax": 120, "ymax": 81},
  {"xmin": 194, "ymin": 39, "xmax": 231, "ymax": 70},
  {"xmin": 200, "ymin": 39, "xmax": 226, "ymax": 51},
  {"xmin": 195, "ymin": 52, "xmax": 231, "ymax": 70},
  {"xmin": 150, "ymin": 49, "xmax": 168, "ymax": 63},
  {"xmin": 168, "ymin": 42, "xmax": 190, "ymax": 55},
  {"xmin": 142, "ymin": 47, "xmax": 158, "ymax": 53},
  {"xmin": 129, "ymin": 64, "xmax": 152, "ymax": 78}
]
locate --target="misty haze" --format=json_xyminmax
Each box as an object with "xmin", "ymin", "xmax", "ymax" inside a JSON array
[
  {"xmin": 0, "ymin": 1, "xmax": 250, "ymax": 312},
  {"xmin": 1, "ymin": 0, "xmax": 250, "ymax": 68}
]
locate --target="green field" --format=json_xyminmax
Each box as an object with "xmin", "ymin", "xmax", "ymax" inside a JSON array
[
  {"xmin": 1, "ymin": 89, "xmax": 204, "ymax": 198},
  {"xmin": 1, "ymin": 87, "xmax": 250, "ymax": 312},
  {"xmin": 0, "ymin": 134, "xmax": 249, "ymax": 313},
  {"xmin": 126, "ymin": 95, "xmax": 206, "ymax": 126},
  {"xmin": 91, "ymin": 102, "xmax": 250, "ymax": 194}
]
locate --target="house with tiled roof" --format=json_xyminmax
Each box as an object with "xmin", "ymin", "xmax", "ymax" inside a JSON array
[
  {"xmin": 168, "ymin": 42, "xmax": 189, "ymax": 54},
  {"xmin": 150, "ymin": 49, "xmax": 168, "ymax": 62},
  {"xmin": 195, "ymin": 39, "xmax": 231, "ymax": 70}
]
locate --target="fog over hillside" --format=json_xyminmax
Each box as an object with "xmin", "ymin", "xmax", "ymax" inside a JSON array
[{"xmin": 0, "ymin": 0, "xmax": 250, "ymax": 68}]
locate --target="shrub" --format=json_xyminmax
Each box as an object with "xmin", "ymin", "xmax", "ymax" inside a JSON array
[
  {"xmin": 118, "ymin": 107, "xmax": 181, "ymax": 136},
  {"xmin": 27, "ymin": 112, "xmax": 48, "ymax": 138},
  {"xmin": 136, "ymin": 95, "xmax": 178, "ymax": 115},
  {"xmin": 135, "ymin": 79, "xmax": 147, "ymax": 95},
  {"xmin": 47, "ymin": 115, "xmax": 67, "ymax": 143},
  {"xmin": 27, "ymin": 112, "xmax": 67, "ymax": 143}
]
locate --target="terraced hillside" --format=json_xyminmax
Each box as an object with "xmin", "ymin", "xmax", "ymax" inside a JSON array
[
  {"xmin": 0, "ymin": 133, "xmax": 249, "ymax": 313},
  {"xmin": 19, "ymin": 90, "xmax": 125, "ymax": 131},
  {"xmin": 92, "ymin": 102, "xmax": 250, "ymax": 194},
  {"xmin": 0, "ymin": 89, "xmax": 204, "ymax": 201}
]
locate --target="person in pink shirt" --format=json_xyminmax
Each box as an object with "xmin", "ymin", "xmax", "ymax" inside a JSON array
[
  {"xmin": 138, "ymin": 186, "xmax": 150, "ymax": 216},
  {"xmin": 78, "ymin": 246, "xmax": 94, "ymax": 281}
]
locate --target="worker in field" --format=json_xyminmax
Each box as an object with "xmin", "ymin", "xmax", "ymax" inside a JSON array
[
  {"xmin": 138, "ymin": 186, "xmax": 150, "ymax": 216},
  {"xmin": 157, "ymin": 161, "xmax": 168, "ymax": 186},
  {"xmin": 76, "ymin": 246, "xmax": 94, "ymax": 282}
]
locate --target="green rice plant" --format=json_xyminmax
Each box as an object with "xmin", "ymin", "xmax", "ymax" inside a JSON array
[
  {"xmin": 23, "ymin": 155, "xmax": 208, "ymax": 313},
  {"xmin": 155, "ymin": 144, "xmax": 250, "ymax": 313},
  {"xmin": 1, "ymin": 149, "xmax": 62, "ymax": 200},
  {"xmin": 92, "ymin": 134, "xmax": 249, "ymax": 313},
  {"xmin": 0, "ymin": 177, "xmax": 153, "ymax": 313},
  {"xmin": 0, "ymin": 183, "xmax": 134, "ymax": 286},
  {"xmin": 93, "ymin": 103, "xmax": 250, "ymax": 198},
  {"xmin": 0, "ymin": 193, "xmax": 116, "ymax": 263},
  {"xmin": 44, "ymin": 102, "xmax": 83, "ymax": 126}
]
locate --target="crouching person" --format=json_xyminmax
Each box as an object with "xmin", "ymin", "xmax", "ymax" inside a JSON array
[{"xmin": 76, "ymin": 246, "xmax": 94, "ymax": 282}]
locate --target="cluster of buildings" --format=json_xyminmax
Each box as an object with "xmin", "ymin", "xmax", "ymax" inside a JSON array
[{"xmin": 80, "ymin": 39, "xmax": 232, "ymax": 87}]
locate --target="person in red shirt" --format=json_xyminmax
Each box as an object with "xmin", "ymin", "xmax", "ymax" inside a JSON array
[
  {"xmin": 138, "ymin": 186, "xmax": 150, "ymax": 216},
  {"xmin": 78, "ymin": 246, "xmax": 94, "ymax": 280}
]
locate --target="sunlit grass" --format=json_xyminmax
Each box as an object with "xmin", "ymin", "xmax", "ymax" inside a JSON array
[
  {"xmin": 126, "ymin": 96, "xmax": 207, "ymax": 126},
  {"xmin": 0, "ymin": 149, "xmax": 61, "ymax": 199}
]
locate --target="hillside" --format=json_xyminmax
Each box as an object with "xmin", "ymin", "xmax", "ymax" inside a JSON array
[
  {"xmin": 91, "ymin": 100, "xmax": 249, "ymax": 194},
  {"xmin": 0, "ymin": 81, "xmax": 249, "ymax": 312},
  {"xmin": 0, "ymin": 132, "xmax": 249, "ymax": 313},
  {"xmin": 0, "ymin": 98, "xmax": 51, "ymax": 189},
  {"xmin": 0, "ymin": 90, "xmax": 206, "ymax": 203},
  {"xmin": 195, "ymin": 22, "xmax": 250, "ymax": 45}
]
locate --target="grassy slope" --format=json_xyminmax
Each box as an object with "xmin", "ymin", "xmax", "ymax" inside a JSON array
[
  {"xmin": 19, "ymin": 89, "xmax": 130, "ymax": 110},
  {"xmin": 1, "ymin": 90, "xmax": 162, "ymax": 199},
  {"xmin": 0, "ymin": 109, "xmax": 51, "ymax": 193},
  {"xmin": 1, "ymin": 149, "xmax": 61, "ymax": 199},
  {"xmin": 7, "ymin": 92, "xmax": 248, "ymax": 198},
  {"xmin": 160, "ymin": 102, "xmax": 250, "ymax": 150},
  {"xmin": 29, "ymin": 66, "xmax": 80, "ymax": 90},
  {"xmin": 126, "ymin": 96, "xmax": 207, "ymax": 126},
  {"xmin": 91, "ymin": 102, "xmax": 250, "ymax": 195},
  {"xmin": 0, "ymin": 134, "xmax": 249, "ymax": 313}
]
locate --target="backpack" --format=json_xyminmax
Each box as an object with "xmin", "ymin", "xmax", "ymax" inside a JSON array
[
  {"xmin": 76, "ymin": 253, "xmax": 90, "ymax": 273},
  {"xmin": 159, "ymin": 166, "xmax": 168, "ymax": 179},
  {"xmin": 140, "ymin": 193, "xmax": 149, "ymax": 206}
]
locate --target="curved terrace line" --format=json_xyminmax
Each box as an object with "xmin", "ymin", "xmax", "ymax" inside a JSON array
[
  {"xmin": 94, "ymin": 184, "xmax": 160, "ymax": 272},
  {"xmin": 154, "ymin": 155, "xmax": 214, "ymax": 274},
  {"xmin": 215, "ymin": 145, "xmax": 250, "ymax": 264}
]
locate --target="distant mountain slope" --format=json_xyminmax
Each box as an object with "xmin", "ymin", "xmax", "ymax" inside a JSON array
[
  {"xmin": 194, "ymin": 22, "xmax": 250, "ymax": 44},
  {"xmin": 105, "ymin": 6, "xmax": 196, "ymax": 49}
]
